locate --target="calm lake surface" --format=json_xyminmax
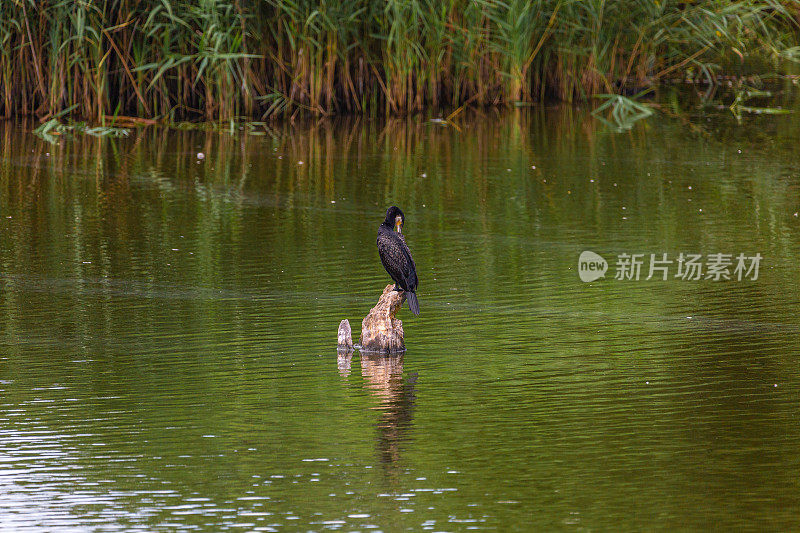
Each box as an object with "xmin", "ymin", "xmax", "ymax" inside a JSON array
[{"xmin": 2, "ymin": 94, "xmax": 800, "ymax": 531}]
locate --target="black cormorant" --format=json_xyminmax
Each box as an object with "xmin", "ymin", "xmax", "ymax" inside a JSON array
[{"xmin": 377, "ymin": 206, "xmax": 420, "ymax": 315}]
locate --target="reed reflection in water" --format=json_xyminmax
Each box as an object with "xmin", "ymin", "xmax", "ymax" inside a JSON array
[{"xmin": 2, "ymin": 100, "xmax": 800, "ymax": 530}]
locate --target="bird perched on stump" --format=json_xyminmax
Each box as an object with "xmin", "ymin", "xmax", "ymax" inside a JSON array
[{"xmin": 377, "ymin": 206, "xmax": 420, "ymax": 315}]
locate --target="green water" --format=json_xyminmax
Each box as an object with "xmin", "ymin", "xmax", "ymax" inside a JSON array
[{"xmin": 2, "ymin": 101, "xmax": 800, "ymax": 531}]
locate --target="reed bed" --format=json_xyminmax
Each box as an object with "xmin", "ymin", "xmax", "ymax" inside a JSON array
[{"xmin": 1, "ymin": 0, "xmax": 798, "ymax": 122}]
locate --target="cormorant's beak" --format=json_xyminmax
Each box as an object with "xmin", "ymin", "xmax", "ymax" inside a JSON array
[{"xmin": 395, "ymin": 220, "xmax": 402, "ymax": 233}]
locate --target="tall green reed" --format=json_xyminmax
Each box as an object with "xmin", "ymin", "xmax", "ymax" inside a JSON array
[{"xmin": 0, "ymin": 0, "xmax": 797, "ymax": 121}]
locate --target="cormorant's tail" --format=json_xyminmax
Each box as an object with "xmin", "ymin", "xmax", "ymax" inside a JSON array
[{"xmin": 406, "ymin": 291, "xmax": 420, "ymax": 316}]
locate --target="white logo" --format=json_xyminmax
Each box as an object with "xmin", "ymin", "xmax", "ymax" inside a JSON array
[
  {"xmin": 578, "ymin": 251, "xmax": 761, "ymax": 282},
  {"xmin": 579, "ymin": 251, "xmax": 608, "ymax": 282}
]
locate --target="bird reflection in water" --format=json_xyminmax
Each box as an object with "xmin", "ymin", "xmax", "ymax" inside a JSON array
[{"xmin": 337, "ymin": 350, "xmax": 416, "ymax": 477}]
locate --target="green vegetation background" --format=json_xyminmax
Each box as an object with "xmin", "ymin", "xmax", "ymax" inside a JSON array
[{"xmin": 1, "ymin": 0, "xmax": 799, "ymax": 122}]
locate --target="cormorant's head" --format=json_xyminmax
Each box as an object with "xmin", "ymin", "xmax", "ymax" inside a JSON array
[{"xmin": 383, "ymin": 206, "xmax": 405, "ymax": 233}]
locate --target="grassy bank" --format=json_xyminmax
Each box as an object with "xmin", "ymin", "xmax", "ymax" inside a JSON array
[{"xmin": 1, "ymin": 0, "xmax": 799, "ymax": 122}]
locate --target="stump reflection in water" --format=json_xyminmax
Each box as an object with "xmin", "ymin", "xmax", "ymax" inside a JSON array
[
  {"xmin": 338, "ymin": 351, "xmax": 416, "ymax": 476},
  {"xmin": 362, "ymin": 353, "xmax": 415, "ymax": 473}
]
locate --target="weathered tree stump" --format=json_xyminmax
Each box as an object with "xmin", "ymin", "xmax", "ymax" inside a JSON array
[
  {"xmin": 337, "ymin": 319, "xmax": 354, "ymax": 350},
  {"xmin": 360, "ymin": 284, "xmax": 406, "ymax": 353}
]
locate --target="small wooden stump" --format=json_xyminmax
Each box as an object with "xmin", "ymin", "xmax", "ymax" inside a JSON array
[
  {"xmin": 337, "ymin": 319, "xmax": 354, "ymax": 350},
  {"xmin": 360, "ymin": 284, "xmax": 406, "ymax": 353}
]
